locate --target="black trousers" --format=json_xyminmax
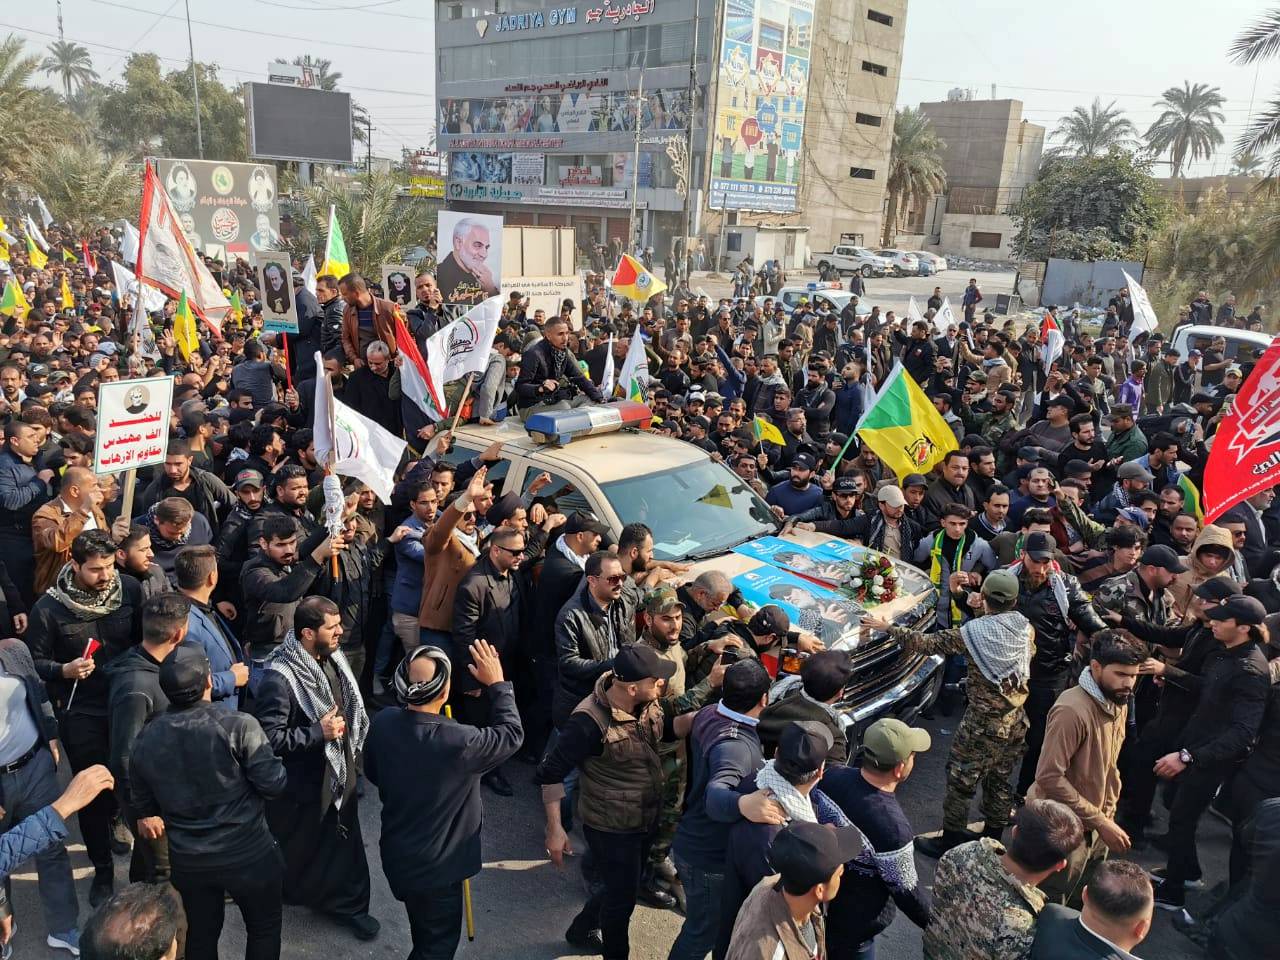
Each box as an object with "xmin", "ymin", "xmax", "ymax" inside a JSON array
[
  {"xmin": 1117, "ymin": 716, "xmax": 1181, "ymax": 836},
  {"xmin": 402, "ymin": 883, "xmax": 465, "ymax": 960},
  {"xmin": 578, "ymin": 826, "xmax": 653, "ymax": 960},
  {"xmin": 58, "ymin": 711, "xmax": 115, "ymax": 871},
  {"xmin": 171, "ymin": 845, "xmax": 284, "ymax": 960},
  {"xmin": 1163, "ymin": 765, "xmax": 1225, "ymax": 886},
  {"xmin": 1016, "ymin": 672, "xmax": 1070, "ymax": 797}
]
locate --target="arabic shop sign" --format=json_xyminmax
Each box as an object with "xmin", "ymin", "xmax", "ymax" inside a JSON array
[{"xmin": 485, "ymin": 0, "xmax": 655, "ymax": 34}]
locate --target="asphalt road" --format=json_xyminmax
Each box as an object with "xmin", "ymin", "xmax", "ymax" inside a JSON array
[{"xmin": 7, "ymin": 702, "xmax": 1225, "ymax": 960}]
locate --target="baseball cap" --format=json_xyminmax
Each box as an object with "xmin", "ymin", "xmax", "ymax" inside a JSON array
[
  {"xmin": 1139, "ymin": 544, "xmax": 1187, "ymax": 574},
  {"xmin": 1205, "ymin": 595, "xmax": 1267, "ymax": 627},
  {"xmin": 877, "ymin": 484, "xmax": 906, "ymax": 507},
  {"xmin": 1188, "ymin": 348, "xmax": 1203, "ymax": 358},
  {"xmin": 1110, "ymin": 403, "xmax": 1135, "ymax": 419},
  {"xmin": 565, "ymin": 512, "xmax": 609, "ymax": 537},
  {"xmin": 1046, "ymin": 396, "xmax": 1075, "ymax": 411},
  {"xmin": 902, "ymin": 473, "xmax": 928, "ymax": 489},
  {"xmin": 1194, "ymin": 577, "xmax": 1240, "ymax": 603},
  {"xmin": 159, "ymin": 642, "xmax": 211, "ymax": 705},
  {"xmin": 749, "ymin": 604, "xmax": 790, "ymax": 637},
  {"xmin": 767, "ymin": 822, "xmax": 864, "ymax": 890},
  {"xmin": 1117, "ymin": 507, "xmax": 1150, "ymax": 529},
  {"xmin": 485, "ymin": 491, "xmax": 523, "ymax": 527},
  {"xmin": 862, "ymin": 717, "xmax": 931, "ymax": 766},
  {"xmin": 1064, "ymin": 459, "xmax": 1093, "ymax": 476},
  {"xmin": 643, "ymin": 585, "xmax": 685, "ymax": 616},
  {"xmin": 966, "ymin": 370, "xmax": 988, "ymax": 383},
  {"xmin": 232, "ymin": 469, "xmax": 264, "ymax": 491},
  {"xmin": 833, "ymin": 477, "xmax": 860, "ymax": 494},
  {"xmin": 1117, "ymin": 462, "xmax": 1154, "ymax": 482},
  {"xmin": 28, "ymin": 363, "xmax": 49, "ymax": 378},
  {"xmin": 792, "ymin": 452, "xmax": 817, "ymax": 471},
  {"xmin": 981, "ymin": 570, "xmax": 1020, "ymax": 605},
  {"xmin": 1023, "ymin": 531, "xmax": 1057, "ymax": 561},
  {"xmin": 1016, "ymin": 446, "xmax": 1042, "ymax": 463},
  {"xmin": 777, "ymin": 721, "xmax": 834, "ymax": 774},
  {"xmin": 612, "ymin": 643, "xmax": 678, "ymax": 682}
]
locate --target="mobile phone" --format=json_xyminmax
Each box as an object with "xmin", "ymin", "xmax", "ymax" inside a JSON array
[{"xmin": 719, "ymin": 648, "xmax": 740, "ymax": 665}]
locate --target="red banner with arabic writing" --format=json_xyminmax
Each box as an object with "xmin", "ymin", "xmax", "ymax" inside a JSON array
[{"xmin": 1203, "ymin": 338, "xmax": 1280, "ymax": 523}]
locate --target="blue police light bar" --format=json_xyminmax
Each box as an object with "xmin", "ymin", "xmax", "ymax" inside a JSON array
[
  {"xmin": 524, "ymin": 401, "xmax": 652, "ymax": 445},
  {"xmin": 805, "ymin": 281, "xmax": 843, "ymax": 291}
]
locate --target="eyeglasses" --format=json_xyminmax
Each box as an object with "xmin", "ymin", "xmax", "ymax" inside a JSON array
[
  {"xmin": 494, "ymin": 543, "xmax": 526, "ymax": 555},
  {"xmin": 595, "ymin": 573, "xmax": 626, "ymax": 585}
]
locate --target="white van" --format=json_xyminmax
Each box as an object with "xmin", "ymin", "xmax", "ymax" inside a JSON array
[{"xmin": 1169, "ymin": 324, "xmax": 1274, "ymax": 362}]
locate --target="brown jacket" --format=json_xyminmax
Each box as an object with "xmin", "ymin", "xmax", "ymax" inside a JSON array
[
  {"xmin": 418, "ymin": 499, "xmax": 478, "ymax": 630},
  {"xmin": 1027, "ymin": 682, "xmax": 1126, "ymax": 830},
  {"xmin": 726, "ymin": 875, "xmax": 827, "ymax": 960},
  {"xmin": 341, "ymin": 295, "xmax": 400, "ymax": 365},
  {"xmin": 32, "ymin": 499, "xmax": 108, "ymax": 594}
]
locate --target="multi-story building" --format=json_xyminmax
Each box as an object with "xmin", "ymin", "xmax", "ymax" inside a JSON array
[{"xmin": 434, "ymin": 0, "xmax": 904, "ymax": 264}]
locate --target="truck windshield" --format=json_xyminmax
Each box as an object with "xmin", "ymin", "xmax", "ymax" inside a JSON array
[{"xmin": 600, "ymin": 460, "xmax": 777, "ymax": 561}]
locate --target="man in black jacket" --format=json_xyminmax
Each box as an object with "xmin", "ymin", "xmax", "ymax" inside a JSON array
[
  {"xmin": 452, "ymin": 526, "xmax": 527, "ymax": 797},
  {"xmin": 849, "ymin": 485, "xmax": 923, "ymax": 562},
  {"xmin": 344, "ymin": 340, "xmax": 403, "ymax": 438},
  {"xmin": 26, "ymin": 529, "xmax": 143, "ymax": 907},
  {"xmin": 213, "ymin": 468, "xmax": 266, "ymax": 612},
  {"xmin": 247, "ymin": 464, "xmax": 322, "ymax": 545},
  {"xmin": 316, "ymin": 274, "xmax": 346, "ymax": 355},
  {"xmin": 514, "ymin": 316, "xmax": 604, "ymax": 413},
  {"xmin": 135, "ymin": 439, "xmax": 233, "ymax": 533},
  {"xmin": 788, "ymin": 476, "xmax": 863, "ymax": 540},
  {"xmin": 405, "ymin": 272, "xmax": 444, "ymax": 342},
  {"xmin": 365, "ymin": 641, "xmax": 522, "ymax": 960},
  {"xmin": 900, "ymin": 320, "xmax": 936, "ymax": 385},
  {"xmin": 130, "ymin": 643, "xmax": 288, "ymax": 960}
]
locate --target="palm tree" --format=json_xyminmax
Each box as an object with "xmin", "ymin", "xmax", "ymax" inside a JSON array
[
  {"xmin": 1232, "ymin": 151, "xmax": 1264, "ymax": 176},
  {"xmin": 1143, "ymin": 82, "xmax": 1225, "ymax": 177},
  {"xmin": 1231, "ymin": 9, "xmax": 1280, "ymax": 181},
  {"xmin": 41, "ymin": 40, "xmax": 97, "ymax": 100},
  {"xmin": 291, "ymin": 171, "xmax": 434, "ymax": 275},
  {"xmin": 292, "ymin": 55, "xmax": 342, "ymax": 91},
  {"xmin": 881, "ymin": 107, "xmax": 946, "ymax": 246},
  {"xmin": 0, "ymin": 35, "xmax": 69, "ymax": 189},
  {"xmin": 28, "ymin": 140, "xmax": 139, "ymax": 234},
  {"xmin": 1052, "ymin": 98, "xmax": 1137, "ymax": 157}
]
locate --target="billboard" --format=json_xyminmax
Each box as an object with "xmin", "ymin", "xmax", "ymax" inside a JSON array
[
  {"xmin": 152, "ymin": 158, "xmax": 280, "ymax": 263},
  {"xmin": 440, "ymin": 87, "xmax": 696, "ymax": 137},
  {"xmin": 708, "ymin": 0, "xmax": 813, "ymax": 213},
  {"xmin": 245, "ymin": 82, "xmax": 354, "ymax": 164}
]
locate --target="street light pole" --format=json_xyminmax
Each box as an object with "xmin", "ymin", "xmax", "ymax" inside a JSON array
[
  {"xmin": 184, "ymin": 0, "xmax": 203, "ymax": 159},
  {"xmin": 627, "ymin": 72, "xmax": 645, "ymax": 255},
  {"xmin": 681, "ymin": 0, "xmax": 701, "ymax": 283}
]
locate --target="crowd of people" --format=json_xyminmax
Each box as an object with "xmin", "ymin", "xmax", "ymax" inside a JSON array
[{"xmin": 0, "ymin": 216, "xmax": 1276, "ymax": 960}]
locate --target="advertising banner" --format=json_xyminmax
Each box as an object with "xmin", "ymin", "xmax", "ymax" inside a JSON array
[
  {"xmin": 152, "ymin": 159, "xmax": 281, "ymax": 261},
  {"xmin": 708, "ymin": 0, "xmax": 813, "ymax": 213},
  {"xmin": 502, "ymin": 275, "xmax": 582, "ymax": 329},
  {"xmin": 558, "ymin": 165, "xmax": 604, "ymax": 187},
  {"xmin": 440, "ymin": 88, "xmax": 695, "ymax": 137},
  {"xmin": 409, "ymin": 175, "xmax": 446, "ymax": 198},
  {"xmin": 512, "ymin": 154, "xmax": 546, "ymax": 185}
]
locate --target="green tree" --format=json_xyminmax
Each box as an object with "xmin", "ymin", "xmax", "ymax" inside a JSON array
[
  {"xmin": 40, "ymin": 40, "xmax": 97, "ymax": 100},
  {"xmin": 0, "ymin": 35, "xmax": 70, "ymax": 190},
  {"xmin": 1231, "ymin": 151, "xmax": 1264, "ymax": 176},
  {"xmin": 1231, "ymin": 9, "xmax": 1280, "ymax": 181},
  {"xmin": 881, "ymin": 107, "xmax": 946, "ymax": 246},
  {"xmin": 98, "ymin": 54, "xmax": 245, "ymax": 161},
  {"xmin": 1012, "ymin": 150, "xmax": 1169, "ymax": 260},
  {"xmin": 292, "ymin": 55, "xmax": 342, "ymax": 91},
  {"xmin": 1143, "ymin": 82, "xmax": 1225, "ymax": 177},
  {"xmin": 289, "ymin": 171, "xmax": 433, "ymax": 276},
  {"xmin": 1051, "ymin": 98, "xmax": 1137, "ymax": 157},
  {"xmin": 28, "ymin": 140, "xmax": 139, "ymax": 235}
]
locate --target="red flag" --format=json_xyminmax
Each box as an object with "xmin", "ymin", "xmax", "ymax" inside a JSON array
[
  {"xmin": 393, "ymin": 306, "xmax": 446, "ymax": 419},
  {"xmin": 83, "ymin": 637, "xmax": 101, "ymax": 658},
  {"xmin": 1202, "ymin": 339, "xmax": 1280, "ymax": 523},
  {"xmin": 81, "ymin": 241, "xmax": 97, "ymax": 275}
]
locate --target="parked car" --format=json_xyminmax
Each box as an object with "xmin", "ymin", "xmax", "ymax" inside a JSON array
[
  {"xmin": 874, "ymin": 249, "xmax": 921, "ymax": 278},
  {"xmin": 810, "ymin": 245, "xmax": 893, "ymax": 278},
  {"xmin": 909, "ymin": 251, "xmax": 948, "ymax": 274}
]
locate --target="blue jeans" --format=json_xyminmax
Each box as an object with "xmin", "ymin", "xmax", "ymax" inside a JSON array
[
  {"xmin": 420, "ymin": 628, "xmax": 454, "ymax": 660},
  {"xmin": 669, "ymin": 854, "xmax": 725, "ymax": 960},
  {"xmin": 0, "ymin": 748, "xmax": 78, "ymax": 935}
]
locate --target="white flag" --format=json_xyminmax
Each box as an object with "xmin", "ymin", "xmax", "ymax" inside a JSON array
[
  {"xmin": 1042, "ymin": 315, "xmax": 1065, "ymax": 373},
  {"xmin": 35, "ymin": 197, "xmax": 53, "ymax": 229},
  {"xmin": 1121, "ymin": 270, "xmax": 1159, "ymax": 339},
  {"xmin": 935, "ymin": 297, "xmax": 957, "ymax": 333},
  {"xmin": 313, "ymin": 350, "xmax": 407, "ymax": 504},
  {"xmin": 111, "ymin": 260, "xmax": 165, "ymax": 313},
  {"xmin": 301, "ymin": 254, "xmax": 318, "ymax": 297},
  {"xmin": 120, "ymin": 221, "xmax": 141, "ymax": 265},
  {"xmin": 907, "ymin": 296, "xmax": 928, "ymax": 329},
  {"xmin": 600, "ymin": 335, "xmax": 616, "ymax": 398},
  {"xmin": 24, "ymin": 216, "xmax": 47, "ymax": 252},
  {"xmin": 136, "ymin": 164, "xmax": 229, "ymax": 321},
  {"xmin": 617, "ymin": 327, "xmax": 650, "ymax": 399},
  {"xmin": 425, "ymin": 296, "xmax": 503, "ymax": 390}
]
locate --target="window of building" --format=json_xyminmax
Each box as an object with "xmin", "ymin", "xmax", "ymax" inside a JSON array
[
  {"xmin": 855, "ymin": 112, "xmax": 882, "ymax": 127},
  {"xmin": 727, "ymin": 233, "xmax": 743, "ymax": 252},
  {"xmin": 849, "ymin": 167, "xmax": 875, "ymax": 180},
  {"xmin": 970, "ymin": 231, "xmax": 1003, "ymax": 249},
  {"xmin": 867, "ymin": 9, "xmax": 894, "ymax": 26},
  {"xmin": 861, "ymin": 60, "xmax": 887, "ymax": 76}
]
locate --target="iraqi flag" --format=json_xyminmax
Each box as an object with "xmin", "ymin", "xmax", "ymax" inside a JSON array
[
  {"xmin": 1041, "ymin": 312, "xmax": 1064, "ymax": 373},
  {"xmin": 393, "ymin": 307, "xmax": 446, "ymax": 421}
]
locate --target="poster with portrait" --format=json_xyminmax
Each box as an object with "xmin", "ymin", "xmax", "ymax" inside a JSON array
[
  {"xmin": 152, "ymin": 159, "xmax": 280, "ymax": 263},
  {"xmin": 252, "ymin": 250, "xmax": 298, "ymax": 334},
  {"xmin": 94, "ymin": 376, "xmax": 175, "ymax": 476},
  {"xmin": 436, "ymin": 211, "xmax": 503, "ymax": 307},
  {"xmin": 731, "ymin": 566, "xmax": 862, "ymax": 646},
  {"xmin": 381, "ymin": 264, "xmax": 415, "ymax": 306}
]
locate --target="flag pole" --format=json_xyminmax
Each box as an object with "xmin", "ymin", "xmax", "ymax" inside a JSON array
[
  {"xmin": 281, "ymin": 333, "xmax": 293, "ymax": 391},
  {"xmin": 448, "ymin": 373, "xmax": 475, "ymax": 435}
]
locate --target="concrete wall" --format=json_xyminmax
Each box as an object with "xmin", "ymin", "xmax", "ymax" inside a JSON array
[
  {"xmin": 918, "ymin": 98, "xmax": 1044, "ymax": 213},
  {"xmin": 936, "ymin": 212, "xmax": 1018, "ymax": 260},
  {"xmin": 1041, "ymin": 258, "xmax": 1144, "ymax": 308},
  {"xmin": 715, "ymin": 226, "xmax": 808, "ymax": 271},
  {"xmin": 796, "ymin": 0, "xmax": 906, "ymax": 252}
]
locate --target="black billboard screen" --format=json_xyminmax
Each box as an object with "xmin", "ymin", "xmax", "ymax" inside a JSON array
[{"xmin": 245, "ymin": 83, "xmax": 354, "ymax": 164}]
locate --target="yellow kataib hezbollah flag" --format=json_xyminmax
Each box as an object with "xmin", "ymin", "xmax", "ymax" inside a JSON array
[
  {"xmin": 0, "ymin": 279, "xmax": 31, "ymax": 318},
  {"xmin": 856, "ymin": 363, "xmax": 958, "ymax": 479},
  {"xmin": 611, "ymin": 253, "xmax": 667, "ymax": 302},
  {"xmin": 173, "ymin": 290, "xmax": 200, "ymax": 361},
  {"xmin": 60, "ymin": 274, "xmax": 75, "ymax": 310},
  {"xmin": 26, "ymin": 235, "xmax": 47, "ymax": 269}
]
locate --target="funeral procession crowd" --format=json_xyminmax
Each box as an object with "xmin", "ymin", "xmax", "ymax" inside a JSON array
[{"xmin": 0, "ymin": 212, "xmax": 1277, "ymax": 960}]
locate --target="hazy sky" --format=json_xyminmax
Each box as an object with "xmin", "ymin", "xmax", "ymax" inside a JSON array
[{"xmin": 6, "ymin": 0, "xmax": 1277, "ymax": 175}]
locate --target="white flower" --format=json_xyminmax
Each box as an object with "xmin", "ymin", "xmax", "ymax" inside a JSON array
[
  {"xmin": 871, "ymin": 585, "xmax": 885, "ymax": 597},
  {"xmin": 848, "ymin": 577, "xmax": 862, "ymax": 588},
  {"xmin": 872, "ymin": 575, "xmax": 884, "ymax": 586}
]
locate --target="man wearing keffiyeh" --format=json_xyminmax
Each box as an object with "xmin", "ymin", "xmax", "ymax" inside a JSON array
[
  {"xmin": 865, "ymin": 569, "xmax": 1034, "ymax": 859},
  {"xmin": 253, "ymin": 596, "xmax": 379, "ymax": 942}
]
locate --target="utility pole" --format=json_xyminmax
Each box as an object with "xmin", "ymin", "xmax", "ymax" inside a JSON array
[
  {"xmin": 183, "ymin": 0, "xmax": 203, "ymax": 159},
  {"xmin": 681, "ymin": 0, "xmax": 701, "ymax": 283},
  {"xmin": 366, "ymin": 114, "xmax": 373, "ymax": 173},
  {"xmin": 57, "ymin": 0, "xmax": 64, "ymax": 41},
  {"xmin": 627, "ymin": 72, "xmax": 645, "ymax": 254}
]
